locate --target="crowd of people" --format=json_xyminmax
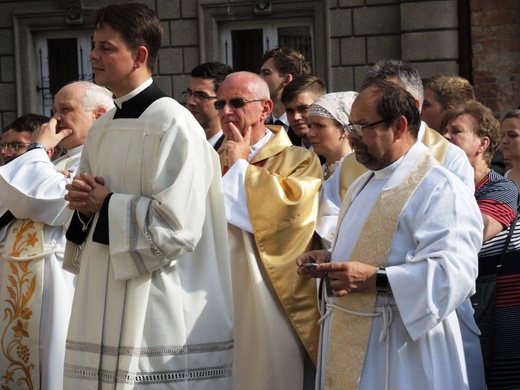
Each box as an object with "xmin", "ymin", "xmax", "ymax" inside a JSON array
[{"xmin": 0, "ymin": 2, "xmax": 518, "ymax": 389}]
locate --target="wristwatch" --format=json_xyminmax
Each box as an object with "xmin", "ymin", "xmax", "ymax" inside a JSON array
[
  {"xmin": 27, "ymin": 142, "xmax": 45, "ymax": 152},
  {"xmin": 376, "ymin": 268, "xmax": 389, "ymax": 293}
]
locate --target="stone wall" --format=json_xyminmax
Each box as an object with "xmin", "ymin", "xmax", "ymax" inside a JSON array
[
  {"xmin": 0, "ymin": 0, "xmax": 517, "ymax": 130},
  {"xmin": 328, "ymin": 0, "xmax": 460, "ymax": 92}
]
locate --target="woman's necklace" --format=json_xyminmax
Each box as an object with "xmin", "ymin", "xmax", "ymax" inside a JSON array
[{"xmin": 323, "ymin": 155, "xmax": 347, "ymax": 180}]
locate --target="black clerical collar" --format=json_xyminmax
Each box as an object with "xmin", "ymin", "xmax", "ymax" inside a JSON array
[{"xmin": 113, "ymin": 82, "xmax": 168, "ymax": 119}]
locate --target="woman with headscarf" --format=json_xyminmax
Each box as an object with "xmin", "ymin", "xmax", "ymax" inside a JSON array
[{"xmin": 307, "ymin": 91, "xmax": 358, "ymax": 249}]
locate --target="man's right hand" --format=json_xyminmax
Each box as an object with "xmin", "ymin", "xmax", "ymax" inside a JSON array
[{"xmin": 32, "ymin": 118, "xmax": 73, "ymax": 150}]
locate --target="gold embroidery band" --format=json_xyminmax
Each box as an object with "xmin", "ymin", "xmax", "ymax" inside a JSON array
[
  {"xmin": 0, "ymin": 220, "xmax": 45, "ymax": 390},
  {"xmin": 324, "ymin": 152, "xmax": 437, "ymax": 389}
]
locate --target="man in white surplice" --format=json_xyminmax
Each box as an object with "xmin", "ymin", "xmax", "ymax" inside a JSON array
[
  {"xmin": 0, "ymin": 82, "xmax": 113, "ymax": 390},
  {"xmin": 63, "ymin": 3, "xmax": 234, "ymax": 389},
  {"xmin": 297, "ymin": 80, "xmax": 485, "ymax": 389}
]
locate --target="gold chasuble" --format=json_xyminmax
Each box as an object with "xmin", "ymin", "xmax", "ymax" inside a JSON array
[
  {"xmin": 227, "ymin": 125, "xmax": 323, "ymax": 367},
  {"xmin": 421, "ymin": 125, "xmax": 449, "ymax": 165},
  {"xmin": 247, "ymin": 126, "xmax": 323, "ymax": 365},
  {"xmin": 325, "ymin": 152, "xmax": 438, "ymax": 389},
  {"xmin": 0, "ymin": 219, "xmax": 45, "ymax": 390}
]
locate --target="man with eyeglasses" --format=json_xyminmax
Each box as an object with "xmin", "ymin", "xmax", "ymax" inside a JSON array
[
  {"xmin": 185, "ymin": 62, "xmax": 233, "ymax": 150},
  {"xmin": 335, "ymin": 59, "xmax": 484, "ymax": 389},
  {"xmin": 297, "ymin": 80, "xmax": 484, "ymax": 390},
  {"xmin": 216, "ymin": 70, "xmax": 322, "ymax": 390},
  {"xmin": 0, "ymin": 81, "xmax": 113, "ymax": 390},
  {"xmin": 0, "ymin": 113, "xmax": 51, "ymax": 164}
]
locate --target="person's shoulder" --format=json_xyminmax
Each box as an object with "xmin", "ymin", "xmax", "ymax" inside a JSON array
[
  {"xmin": 422, "ymin": 164, "xmax": 471, "ymax": 193},
  {"xmin": 485, "ymin": 170, "xmax": 520, "ymax": 192}
]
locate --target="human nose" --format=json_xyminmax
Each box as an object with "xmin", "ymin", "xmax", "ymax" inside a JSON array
[
  {"xmin": 294, "ymin": 111, "xmax": 304, "ymax": 121},
  {"xmin": 347, "ymin": 130, "xmax": 360, "ymax": 141},
  {"xmin": 89, "ymin": 47, "xmax": 99, "ymax": 61},
  {"xmin": 221, "ymin": 103, "xmax": 235, "ymax": 114},
  {"xmin": 186, "ymin": 94, "xmax": 198, "ymax": 105},
  {"xmin": 443, "ymin": 132, "xmax": 452, "ymax": 141}
]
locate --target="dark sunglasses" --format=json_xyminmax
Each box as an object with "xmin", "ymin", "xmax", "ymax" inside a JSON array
[{"xmin": 214, "ymin": 98, "xmax": 264, "ymax": 110}]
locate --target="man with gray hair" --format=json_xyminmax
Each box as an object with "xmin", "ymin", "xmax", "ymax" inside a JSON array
[
  {"xmin": 0, "ymin": 80, "xmax": 113, "ymax": 389},
  {"xmin": 362, "ymin": 60, "xmax": 474, "ymax": 190}
]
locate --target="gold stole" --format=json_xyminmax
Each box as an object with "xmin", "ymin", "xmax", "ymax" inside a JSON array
[
  {"xmin": 421, "ymin": 125, "xmax": 449, "ymax": 165},
  {"xmin": 0, "ymin": 219, "xmax": 45, "ymax": 390},
  {"xmin": 324, "ymin": 152, "xmax": 437, "ymax": 389}
]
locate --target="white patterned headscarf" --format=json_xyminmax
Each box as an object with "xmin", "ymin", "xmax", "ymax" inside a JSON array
[{"xmin": 308, "ymin": 91, "xmax": 358, "ymax": 129}]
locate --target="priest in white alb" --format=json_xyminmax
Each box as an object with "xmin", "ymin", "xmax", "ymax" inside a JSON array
[
  {"xmin": 297, "ymin": 80, "xmax": 486, "ymax": 389},
  {"xmin": 0, "ymin": 81, "xmax": 113, "ymax": 390},
  {"xmin": 63, "ymin": 4, "xmax": 234, "ymax": 389}
]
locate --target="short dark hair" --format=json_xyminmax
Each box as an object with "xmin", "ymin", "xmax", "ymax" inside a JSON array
[
  {"xmin": 441, "ymin": 100, "xmax": 500, "ymax": 166},
  {"xmin": 190, "ymin": 62, "xmax": 234, "ymax": 92},
  {"xmin": 95, "ymin": 3, "xmax": 163, "ymax": 69},
  {"xmin": 3, "ymin": 113, "xmax": 50, "ymax": 134},
  {"xmin": 360, "ymin": 80, "xmax": 421, "ymax": 139},
  {"xmin": 261, "ymin": 47, "xmax": 311, "ymax": 77},
  {"xmin": 281, "ymin": 75, "xmax": 326, "ymax": 103}
]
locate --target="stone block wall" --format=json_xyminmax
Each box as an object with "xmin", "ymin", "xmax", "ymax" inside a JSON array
[
  {"xmin": 329, "ymin": 0, "xmax": 460, "ymax": 93},
  {"xmin": 0, "ymin": 0, "xmax": 517, "ymax": 128}
]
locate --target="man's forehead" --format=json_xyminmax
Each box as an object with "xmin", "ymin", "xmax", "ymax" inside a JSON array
[
  {"xmin": 260, "ymin": 58, "xmax": 278, "ymax": 73},
  {"xmin": 189, "ymin": 77, "xmax": 215, "ymax": 91},
  {"xmin": 350, "ymin": 91, "xmax": 377, "ymax": 120},
  {"xmin": 286, "ymin": 92, "xmax": 318, "ymax": 107},
  {"xmin": 1, "ymin": 129, "xmax": 31, "ymax": 142}
]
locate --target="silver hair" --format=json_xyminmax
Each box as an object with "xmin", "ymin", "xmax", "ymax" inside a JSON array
[
  {"xmin": 362, "ymin": 60, "xmax": 424, "ymax": 111},
  {"xmin": 68, "ymin": 80, "xmax": 114, "ymax": 111}
]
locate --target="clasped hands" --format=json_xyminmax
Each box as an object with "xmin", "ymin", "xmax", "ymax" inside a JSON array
[
  {"xmin": 65, "ymin": 172, "xmax": 109, "ymax": 218},
  {"xmin": 296, "ymin": 250, "xmax": 379, "ymax": 297}
]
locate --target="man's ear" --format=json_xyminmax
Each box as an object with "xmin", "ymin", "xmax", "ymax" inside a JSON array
[
  {"xmin": 260, "ymin": 99, "xmax": 274, "ymax": 122},
  {"xmin": 393, "ymin": 115, "xmax": 409, "ymax": 139},
  {"xmin": 46, "ymin": 147, "xmax": 55, "ymax": 159},
  {"xmin": 281, "ymin": 73, "xmax": 294, "ymax": 88},
  {"xmin": 134, "ymin": 46, "xmax": 149, "ymax": 68},
  {"xmin": 93, "ymin": 106, "xmax": 108, "ymax": 120}
]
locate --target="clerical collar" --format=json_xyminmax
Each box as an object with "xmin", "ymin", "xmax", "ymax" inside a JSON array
[
  {"xmin": 113, "ymin": 80, "xmax": 167, "ymax": 119},
  {"xmin": 248, "ymin": 129, "xmax": 273, "ymax": 162},
  {"xmin": 113, "ymin": 78, "xmax": 153, "ymax": 109},
  {"xmin": 417, "ymin": 121, "xmax": 427, "ymax": 140}
]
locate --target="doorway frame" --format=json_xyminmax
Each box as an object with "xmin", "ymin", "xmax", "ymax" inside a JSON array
[{"xmin": 198, "ymin": 0, "xmax": 328, "ymax": 83}]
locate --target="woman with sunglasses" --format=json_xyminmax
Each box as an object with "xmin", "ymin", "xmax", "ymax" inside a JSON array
[{"xmin": 307, "ymin": 91, "xmax": 358, "ymax": 249}]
